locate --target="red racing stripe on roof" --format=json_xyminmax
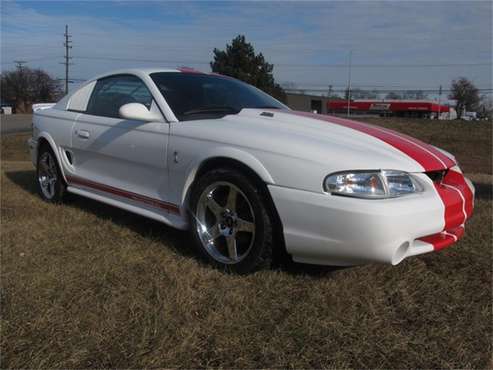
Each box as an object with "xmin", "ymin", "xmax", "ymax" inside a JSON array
[{"xmin": 177, "ymin": 67, "xmax": 205, "ymax": 74}]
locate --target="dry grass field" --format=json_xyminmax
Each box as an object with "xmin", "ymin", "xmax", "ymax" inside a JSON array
[{"xmin": 1, "ymin": 118, "xmax": 492, "ymax": 368}]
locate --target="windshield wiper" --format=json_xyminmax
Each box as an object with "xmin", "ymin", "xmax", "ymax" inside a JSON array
[{"xmin": 182, "ymin": 106, "xmax": 240, "ymax": 115}]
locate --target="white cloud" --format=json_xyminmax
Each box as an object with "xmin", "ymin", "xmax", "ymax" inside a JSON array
[{"xmin": 1, "ymin": 0, "xmax": 491, "ymax": 91}]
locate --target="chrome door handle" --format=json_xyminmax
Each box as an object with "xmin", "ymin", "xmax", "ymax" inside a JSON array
[{"xmin": 77, "ymin": 129, "xmax": 90, "ymax": 139}]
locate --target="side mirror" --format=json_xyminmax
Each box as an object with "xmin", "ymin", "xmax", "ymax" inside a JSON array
[{"xmin": 119, "ymin": 103, "xmax": 162, "ymax": 122}]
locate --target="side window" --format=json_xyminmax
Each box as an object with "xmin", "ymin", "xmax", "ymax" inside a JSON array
[
  {"xmin": 67, "ymin": 81, "xmax": 97, "ymax": 112},
  {"xmin": 86, "ymin": 75, "xmax": 153, "ymax": 118}
]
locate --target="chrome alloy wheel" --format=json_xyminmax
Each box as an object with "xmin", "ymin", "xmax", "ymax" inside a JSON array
[
  {"xmin": 38, "ymin": 151, "xmax": 58, "ymax": 199},
  {"xmin": 195, "ymin": 181, "xmax": 256, "ymax": 264}
]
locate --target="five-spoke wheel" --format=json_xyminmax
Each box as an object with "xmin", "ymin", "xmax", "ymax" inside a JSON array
[
  {"xmin": 190, "ymin": 168, "xmax": 274, "ymax": 273},
  {"xmin": 38, "ymin": 151, "xmax": 58, "ymax": 199},
  {"xmin": 196, "ymin": 182, "xmax": 256, "ymax": 264},
  {"xmin": 36, "ymin": 145, "xmax": 66, "ymax": 203}
]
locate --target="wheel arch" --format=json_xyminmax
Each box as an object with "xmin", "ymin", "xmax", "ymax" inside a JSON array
[
  {"xmin": 182, "ymin": 153, "xmax": 287, "ymax": 260},
  {"xmin": 181, "ymin": 147, "xmax": 274, "ymax": 206},
  {"xmin": 37, "ymin": 132, "xmax": 68, "ymax": 184}
]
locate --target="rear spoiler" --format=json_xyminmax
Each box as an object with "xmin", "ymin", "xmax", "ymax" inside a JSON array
[{"xmin": 32, "ymin": 103, "xmax": 56, "ymax": 113}]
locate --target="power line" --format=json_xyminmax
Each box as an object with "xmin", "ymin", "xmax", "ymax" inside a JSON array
[
  {"xmin": 13, "ymin": 60, "xmax": 27, "ymax": 70},
  {"xmin": 71, "ymin": 55, "xmax": 492, "ymax": 68},
  {"xmin": 282, "ymin": 82, "xmax": 493, "ymax": 89},
  {"xmin": 274, "ymin": 62, "xmax": 492, "ymax": 68},
  {"xmin": 284, "ymin": 88, "xmax": 493, "ymax": 93},
  {"xmin": 2, "ymin": 56, "xmax": 60, "ymax": 65},
  {"xmin": 74, "ymin": 55, "xmax": 209, "ymax": 65},
  {"xmin": 56, "ymin": 78, "xmax": 86, "ymax": 82}
]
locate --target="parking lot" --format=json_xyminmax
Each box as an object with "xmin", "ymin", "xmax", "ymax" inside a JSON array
[{"xmin": 1, "ymin": 118, "xmax": 492, "ymax": 368}]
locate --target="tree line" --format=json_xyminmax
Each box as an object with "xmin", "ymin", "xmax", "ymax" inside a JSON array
[
  {"xmin": 1, "ymin": 35, "xmax": 490, "ymax": 119},
  {"xmin": 1, "ymin": 67, "xmax": 62, "ymax": 113}
]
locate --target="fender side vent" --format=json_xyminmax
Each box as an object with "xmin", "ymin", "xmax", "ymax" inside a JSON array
[{"xmin": 65, "ymin": 150, "xmax": 73, "ymax": 165}]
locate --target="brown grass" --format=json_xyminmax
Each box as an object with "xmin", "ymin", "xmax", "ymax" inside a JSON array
[
  {"xmin": 1, "ymin": 120, "xmax": 492, "ymax": 368},
  {"xmin": 355, "ymin": 117, "xmax": 492, "ymax": 175}
]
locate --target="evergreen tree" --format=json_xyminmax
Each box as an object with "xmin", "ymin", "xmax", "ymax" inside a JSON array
[{"xmin": 211, "ymin": 35, "xmax": 286, "ymax": 102}]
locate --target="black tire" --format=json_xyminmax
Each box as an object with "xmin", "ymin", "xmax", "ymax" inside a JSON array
[
  {"xmin": 36, "ymin": 144, "xmax": 67, "ymax": 203},
  {"xmin": 189, "ymin": 168, "xmax": 273, "ymax": 274}
]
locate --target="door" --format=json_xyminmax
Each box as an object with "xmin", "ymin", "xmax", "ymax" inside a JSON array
[
  {"xmin": 310, "ymin": 99, "xmax": 322, "ymax": 114},
  {"xmin": 70, "ymin": 74, "xmax": 170, "ymax": 207}
]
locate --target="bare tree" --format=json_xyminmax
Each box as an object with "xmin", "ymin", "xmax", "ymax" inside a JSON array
[
  {"xmin": 402, "ymin": 90, "xmax": 428, "ymax": 100},
  {"xmin": 344, "ymin": 88, "xmax": 379, "ymax": 100},
  {"xmin": 1, "ymin": 67, "xmax": 62, "ymax": 113},
  {"xmin": 385, "ymin": 91, "xmax": 402, "ymax": 100},
  {"xmin": 478, "ymin": 95, "xmax": 493, "ymax": 120},
  {"xmin": 448, "ymin": 77, "xmax": 480, "ymax": 119}
]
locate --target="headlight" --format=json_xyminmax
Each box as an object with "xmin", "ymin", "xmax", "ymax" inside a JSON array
[{"xmin": 324, "ymin": 170, "xmax": 423, "ymax": 199}]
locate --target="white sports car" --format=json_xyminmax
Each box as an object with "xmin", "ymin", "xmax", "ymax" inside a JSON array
[{"xmin": 28, "ymin": 68, "xmax": 474, "ymax": 273}]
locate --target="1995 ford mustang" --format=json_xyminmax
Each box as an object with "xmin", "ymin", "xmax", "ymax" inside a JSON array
[{"xmin": 29, "ymin": 68, "xmax": 474, "ymax": 273}]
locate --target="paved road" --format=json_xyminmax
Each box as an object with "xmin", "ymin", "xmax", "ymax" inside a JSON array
[{"xmin": 1, "ymin": 114, "xmax": 32, "ymax": 134}]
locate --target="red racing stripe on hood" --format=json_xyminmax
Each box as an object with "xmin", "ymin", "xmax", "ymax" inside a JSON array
[
  {"xmin": 418, "ymin": 225, "xmax": 465, "ymax": 251},
  {"xmin": 434, "ymin": 183, "xmax": 465, "ymax": 230},
  {"xmin": 443, "ymin": 169, "xmax": 474, "ymax": 218},
  {"xmin": 282, "ymin": 111, "xmax": 473, "ymax": 253},
  {"xmin": 285, "ymin": 111, "xmax": 456, "ymax": 171},
  {"xmin": 434, "ymin": 169, "xmax": 474, "ymax": 231},
  {"xmin": 418, "ymin": 169, "xmax": 474, "ymax": 251}
]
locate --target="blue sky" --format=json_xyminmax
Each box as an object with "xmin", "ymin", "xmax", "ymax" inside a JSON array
[{"xmin": 1, "ymin": 1, "xmax": 492, "ymax": 95}]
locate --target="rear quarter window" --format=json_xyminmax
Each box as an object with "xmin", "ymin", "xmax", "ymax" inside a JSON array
[{"xmin": 67, "ymin": 81, "xmax": 96, "ymax": 112}]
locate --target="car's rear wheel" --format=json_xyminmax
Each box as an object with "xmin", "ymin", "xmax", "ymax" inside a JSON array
[
  {"xmin": 190, "ymin": 168, "xmax": 273, "ymax": 273},
  {"xmin": 36, "ymin": 145, "xmax": 66, "ymax": 203}
]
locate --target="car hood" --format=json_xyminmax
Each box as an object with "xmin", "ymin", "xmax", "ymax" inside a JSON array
[{"xmin": 220, "ymin": 109, "xmax": 455, "ymax": 173}]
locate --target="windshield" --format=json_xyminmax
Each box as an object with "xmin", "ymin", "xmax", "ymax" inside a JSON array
[{"xmin": 150, "ymin": 72, "xmax": 286, "ymax": 121}]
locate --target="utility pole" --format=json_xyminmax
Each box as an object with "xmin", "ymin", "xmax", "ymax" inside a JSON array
[
  {"xmin": 346, "ymin": 50, "xmax": 352, "ymax": 117},
  {"xmin": 14, "ymin": 60, "xmax": 27, "ymax": 70},
  {"xmin": 327, "ymin": 84, "xmax": 332, "ymax": 114},
  {"xmin": 437, "ymin": 85, "xmax": 442, "ymax": 120},
  {"xmin": 62, "ymin": 24, "xmax": 73, "ymax": 95},
  {"xmin": 13, "ymin": 61, "xmax": 27, "ymax": 112}
]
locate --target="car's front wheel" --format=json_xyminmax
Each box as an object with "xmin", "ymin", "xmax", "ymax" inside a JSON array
[
  {"xmin": 189, "ymin": 168, "xmax": 273, "ymax": 273},
  {"xmin": 36, "ymin": 144, "xmax": 66, "ymax": 203}
]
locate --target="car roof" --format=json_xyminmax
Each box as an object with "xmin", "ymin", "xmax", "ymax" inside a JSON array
[
  {"xmin": 53, "ymin": 67, "xmax": 231, "ymax": 111},
  {"xmin": 88, "ymin": 67, "xmax": 216, "ymax": 83}
]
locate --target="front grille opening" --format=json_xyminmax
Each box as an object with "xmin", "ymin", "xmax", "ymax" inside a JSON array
[{"xmin": 426, "ymin": 170, "xmax": 447, "ymax": 183}]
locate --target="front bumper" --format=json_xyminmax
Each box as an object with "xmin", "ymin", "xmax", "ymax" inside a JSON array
[{"xmin": 269, "ymin": 171, "xmax": 474, "ymax": 266}]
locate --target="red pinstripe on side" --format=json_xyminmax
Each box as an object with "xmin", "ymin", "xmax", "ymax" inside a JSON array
[{"xmin": 66, "ymin": 176, "xmax": 180, "ymax": 214}]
